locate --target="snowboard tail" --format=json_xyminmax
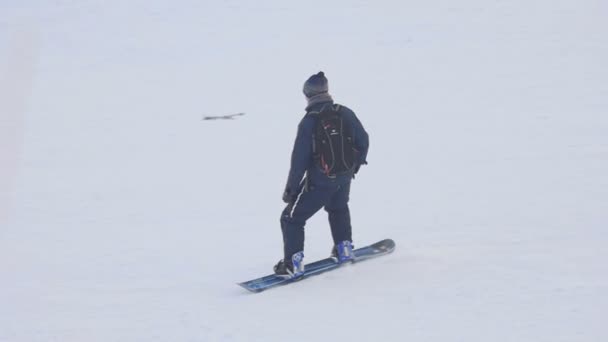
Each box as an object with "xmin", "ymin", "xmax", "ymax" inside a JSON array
[{"xmin": 238, "ymin": 238, "xmax": 395, "ymax": 293}]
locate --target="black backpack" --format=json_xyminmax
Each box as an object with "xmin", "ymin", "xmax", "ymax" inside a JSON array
[{"xmin": 311, "ymin": 104, "xmax": 357, "ymax": 178}]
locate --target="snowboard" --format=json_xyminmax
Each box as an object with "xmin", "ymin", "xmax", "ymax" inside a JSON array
[{"xmin": 238, "ymin": 238, "xmax": 395, "ymax": 293}]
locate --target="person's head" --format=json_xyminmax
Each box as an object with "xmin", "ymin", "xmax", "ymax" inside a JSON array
[{"xmin": 303, "ymin": 71, "xmax": 329, "ymax": 98}]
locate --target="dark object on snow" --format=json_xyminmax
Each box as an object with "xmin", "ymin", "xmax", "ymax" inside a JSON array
[{"xmin": 203, "ymin": 113, "xmax": 245, "ymax": 120}]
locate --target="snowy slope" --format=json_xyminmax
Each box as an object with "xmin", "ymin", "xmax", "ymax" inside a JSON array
[{"xmin": 1, "ymin": 0, "xmax": 607, "ymax": 341}]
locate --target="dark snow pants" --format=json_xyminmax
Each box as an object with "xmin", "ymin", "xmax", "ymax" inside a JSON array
[{"xmin": 280, "ymin": 181, "xmax": 352, "ymax": 262}]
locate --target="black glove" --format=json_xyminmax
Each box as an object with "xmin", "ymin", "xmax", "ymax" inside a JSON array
[
  {"xmin": 353, "ymin": 161, "xmax": 367, "ymax": 178},
  {"xmin": 282, "ymin": 189, "xmax": 297, "ymax": 204}
]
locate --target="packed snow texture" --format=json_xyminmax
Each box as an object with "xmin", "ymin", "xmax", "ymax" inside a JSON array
[{"xmin": 1, "ymin": 1, "xmax": 607, "ymax": 341}]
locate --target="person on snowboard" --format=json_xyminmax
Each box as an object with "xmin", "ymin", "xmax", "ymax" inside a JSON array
[{"xmin": 274, "ymin": 71, "xmax": 369, "ymax": 279}]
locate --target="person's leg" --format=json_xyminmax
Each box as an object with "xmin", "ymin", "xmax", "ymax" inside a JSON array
[
  {"xmin": 280, "ymin": 184, "xmax": 333, "ymax": 261},
  {"xmin": 325, "ymin": 182, "xmax": 352, "ymax": 245}
]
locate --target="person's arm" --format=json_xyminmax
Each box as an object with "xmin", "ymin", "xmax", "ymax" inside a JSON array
[
  {"xmin": 283, "ymin": 117, "xmax": 314, "ymax": 202},
  {"xmin": 353, "ymin": 114, "xmax": 369, "ymax": 167}
]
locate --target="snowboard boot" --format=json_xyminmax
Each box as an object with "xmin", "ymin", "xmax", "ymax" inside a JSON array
[
  {"xmin": 273, "ymin": 251, "xmax": 305, "ymax": 279},
  {"xmin": 331, "ymin": 240, "xmax": 355, "ymax": 263}
]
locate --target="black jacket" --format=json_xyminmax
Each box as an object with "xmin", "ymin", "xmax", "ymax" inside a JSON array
[{"xmin": 284, "ymin": 100, "xmax": 369, "ymax": 196}]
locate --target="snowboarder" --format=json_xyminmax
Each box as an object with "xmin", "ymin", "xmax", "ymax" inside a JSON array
[{"xmin": 274, "ymin": 71, "xmax": 369, "ymax": 279}]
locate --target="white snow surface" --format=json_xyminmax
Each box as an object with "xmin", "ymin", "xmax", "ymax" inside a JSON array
[{"xmin": 1, "ymin": 1, "xmax": 607, "ymax": 341}]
